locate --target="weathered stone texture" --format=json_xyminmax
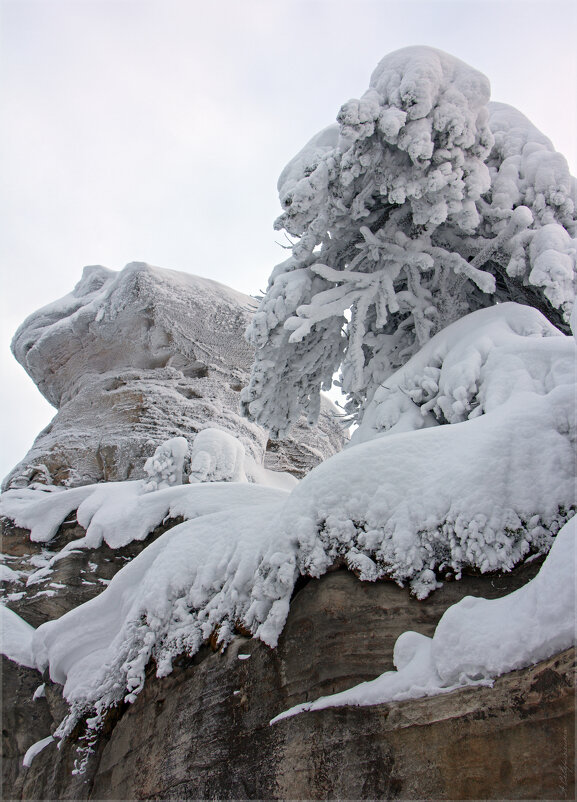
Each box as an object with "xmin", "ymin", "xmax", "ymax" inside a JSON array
[
  {"xmin": 3, "ymin": 563, "xmax": 574, "ymax": 801},
  {"xmin": 3, "ymin": 263, "xmax": 345, "ymax": 490}
]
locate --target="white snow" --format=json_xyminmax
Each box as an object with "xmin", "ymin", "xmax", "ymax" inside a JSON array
[
  {"xmin": 22, "ymin": 735, "xmax": 54, "ymax": 768},
  {"xmin": 1, "ymin": 303, "xmax": 574, "ymax": 743},
  {"xmin": 0, "ymin": 564, "xmax": 23, "ymax": 583},
  {"xmin": 32, "ymin": 498, "xmax": 297, "ymax": 738},
  {"xmin": 1, "ymin": 606, "xmax": 36, "ymax": 668},
  {"xmin": 352, "ymin": 301, "xmax": 567, "ymax": 442},
  {"xmin": 272, "ymin": 515, "xmax": 576, "ymax": 723},
  {"xmin": 0, "ymin": 479, "xmax": 290, "ymax": 555},
  {"xmin": 188, "ymin": 428, "xmax": 247, "ymax": 483},
  {"xmin": 143, "ymin": 436, "xmax": 189, "ymax": 492}
]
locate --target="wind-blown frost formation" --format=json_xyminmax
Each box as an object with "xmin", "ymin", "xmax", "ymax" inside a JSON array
[
  {"xmin": 1, "ymin": 303, "xmax": 573, "ymax": 738},
  {"xmin": 241, "ymin": 47, "xmax": 576, "ymax": 437},
  {"xmin": 272, "ymin": 515, "xmax": 576, "ymax": 723}
]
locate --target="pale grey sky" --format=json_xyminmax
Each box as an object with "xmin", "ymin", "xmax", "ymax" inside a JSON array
[{"xmin": 1, "ymin": 0, "xmax": 576, "ymax": 480}]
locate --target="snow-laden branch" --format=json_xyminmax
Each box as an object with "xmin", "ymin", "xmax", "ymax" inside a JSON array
[{"xmin": 242, "ymin": 47, "xmax": 576, "ymax": 437}]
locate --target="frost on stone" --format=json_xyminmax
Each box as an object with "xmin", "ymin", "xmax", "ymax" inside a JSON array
[
  {"xmin": 4, "ymin": 262, "xmax": 346, "ymax": 490},
  {"xmin": 242, "ymin": 46, "xmax": 576, "ymax": 437},
  {"xmin": 143, "ymin": 437, "xmax": 189, "ymax": 492}
]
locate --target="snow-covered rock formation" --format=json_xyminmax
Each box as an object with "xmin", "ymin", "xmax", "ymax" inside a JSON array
[
  {"xmin": 4, "ymin": 262, "xmax": 345, "ymax": 490},
  {"xmin": 1, "ymin": 46, "xmax": 575, "ymax": 802}
]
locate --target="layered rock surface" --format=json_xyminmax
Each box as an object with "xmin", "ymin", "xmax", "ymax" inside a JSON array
[
  {"xmin": 2, "ymin": 263, "xmax": 574, "ymax": 801},
  {"xmin": 2, "ymin": 526, "xmax": 574, "ymax": 800},
  {"xmin": 4, "ymin": 263, "xmax": 344, "ymax": 489}
]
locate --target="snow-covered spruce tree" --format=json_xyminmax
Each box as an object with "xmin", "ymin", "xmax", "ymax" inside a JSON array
[{"xmin": 241, "ymin": 47, "xmax": 576, "ymax": 435}]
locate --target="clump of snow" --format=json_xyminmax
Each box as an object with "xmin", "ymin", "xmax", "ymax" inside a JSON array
[
  {"xmin": 0, "ymin": 606, "xmax": 36, "ymax": 668},
  {"xmin": 22, "ymin": 735, "xmax": 54, "ymax": 768},
  {"xmin": 143, "ymin": 436, "xmax": 189, "ymax": 492},
  {"xmin": 0, "ymin": 564, "xmax": 23, "ymax": 583},
  {"xmin": 188, "ymin": 428, "xmax": 247, "ymax": 483},
  {"xmin": 352, "ymin": 301, "xmax": 567, "ymax": 443},
  {"xmin": 271, "ymin": 515, "xmax": 576, "ymax": 723},
  {"xmin": 33, "ymin": 683, "xmax": 46, "ymax": 700}
]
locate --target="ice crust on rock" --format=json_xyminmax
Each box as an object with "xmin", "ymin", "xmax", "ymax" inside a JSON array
[{"xmin": 4, "ymin": 262, "xmax": 345, "ymax": 489}]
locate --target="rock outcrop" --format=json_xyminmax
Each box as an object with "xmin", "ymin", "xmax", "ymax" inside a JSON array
[
  {"xmin": 2, "ymin": 263, "xmax": 574, "ymax": 801},
  {"xmin": 2, "ymin": 529, "xmax": 574, "ymax": 800},
  {"xmin": 4, "ymin": 263, "xmax": 344, "ymax": 489}
]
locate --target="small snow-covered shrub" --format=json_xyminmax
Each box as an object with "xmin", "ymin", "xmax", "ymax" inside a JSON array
[
  {"xmin": 188, "ymin": 428, "xmax": 247, "ymax": 483},
  {"xmin": 143, "ymin": 437, "xmax": 189, "ymax": 492}
]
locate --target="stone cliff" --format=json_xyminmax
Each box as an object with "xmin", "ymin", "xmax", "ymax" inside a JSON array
[
  {"xmin": 2, "ymin": 511, "xmax": 574, "ymax": 800},
  {"xmin": 1, "ymin": 266, "xmax": 574, "ymax": 801},
  {"xmin": 4, "ymin": 262, "xmax": 344, "ymax": 490}
]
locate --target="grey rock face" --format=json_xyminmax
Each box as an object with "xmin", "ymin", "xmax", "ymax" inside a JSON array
[
  {"xmin": 4, "ymin": 263, "xmax": 345, "ymax": 489},
  {"xmin": 3, "ymin": 528, "xmax": 574, "ymax": 800}
]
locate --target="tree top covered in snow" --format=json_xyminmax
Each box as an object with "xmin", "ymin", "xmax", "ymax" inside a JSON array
[{"xmin": 241, "ymin": 46, "xmax": 576, "ymax": 437}]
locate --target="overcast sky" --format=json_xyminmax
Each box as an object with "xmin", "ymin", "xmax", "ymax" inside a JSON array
[{"xmin": 1, "ymin": 0, "xmax": 576, "ymax": 482}]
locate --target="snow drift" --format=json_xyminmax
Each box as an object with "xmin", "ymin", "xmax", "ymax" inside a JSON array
[{"xmin": 272, "ymin": 515, "xmax": 576, "ymax": 722}]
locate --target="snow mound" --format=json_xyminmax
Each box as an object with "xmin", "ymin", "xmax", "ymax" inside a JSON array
[
  {"xmin": 188, "ymin": 428, "xmax": 247, "ymax": 483},
  {"xmin": 272, "ymin": 515, "xmax": 576, "ymax": 722},
  {"xmin": 353, "ymin": 301, "xmax": 567, "ymax": 442}
]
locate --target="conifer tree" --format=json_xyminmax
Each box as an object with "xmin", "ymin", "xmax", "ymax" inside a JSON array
[{"xmin": 242, "ymin": 47, "xmax": 576, "ymax": 437}]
